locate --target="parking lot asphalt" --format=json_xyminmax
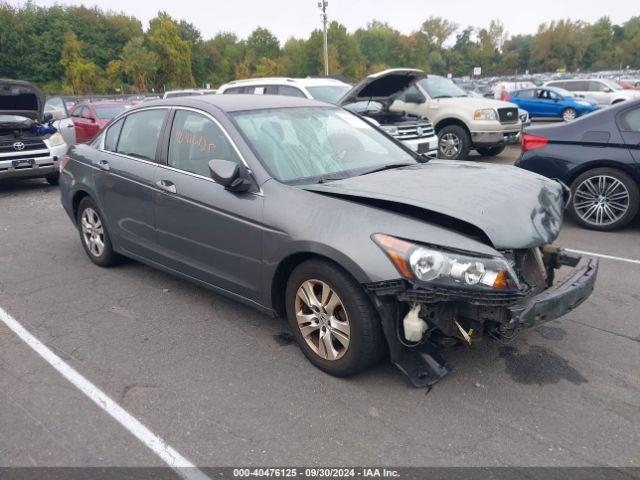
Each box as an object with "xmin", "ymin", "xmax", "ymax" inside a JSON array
[{"xmin": 1, "ymin": 147, "xmax": 639, "ymax": 469}]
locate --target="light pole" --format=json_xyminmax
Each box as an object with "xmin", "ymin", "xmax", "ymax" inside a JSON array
[{"xmin": 318, "ymin": 1, "xmax": 329, "ymax": 76}]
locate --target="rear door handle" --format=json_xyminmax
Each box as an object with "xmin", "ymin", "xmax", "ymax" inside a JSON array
[
  {"xmin": 97, "ymin": 160, "xmax": 110, "ymax": 171},
  {"xmin": 155, "ymin": 179, "xmax": 177, "ymax": 194}
]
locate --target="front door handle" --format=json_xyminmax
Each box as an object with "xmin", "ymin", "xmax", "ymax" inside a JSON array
[
  {"xmin": 156, "ymin": 179, "xmax": 177, "ymax": 194},
  {"xmin": 97, "ymin": 160, "xmax": 110, "ymax": 171}
]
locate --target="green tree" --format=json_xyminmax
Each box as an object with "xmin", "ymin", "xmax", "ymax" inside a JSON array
[
  {"xmin": 121, "ymin": 37, "xmax": 158, "ymax": 92},
  {"xmin": 147, "ymin": 12, "xmax": 194, "ymax": 90}
]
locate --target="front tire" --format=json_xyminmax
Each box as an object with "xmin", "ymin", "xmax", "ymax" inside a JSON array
[
  {"xmin": 476, "ymin": 145, "xmax": 506, "ymax": 157},
  {"xmin": 437, "ymin": 125, "xmax": 471, "ymax": 160},
  {"xmin": 569, "ymin": 168, "xmax": 639, "ymax": 231},
  {"xmin": 76, "ymin": 197, "xmax": 121, "ymax": 267},
  {"xmin": 285, "ymin": 259, "xmax": 385, "ymax": 377},
  {"xmin": 46, "ymin": 172, "xmax": 60, "ymax": 185},
  {"xmin": 562, "ymin": 108, "xmax": 577, "ymax": 122}
]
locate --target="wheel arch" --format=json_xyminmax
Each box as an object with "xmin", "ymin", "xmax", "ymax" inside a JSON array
[
  {"xmin": 565, "ymin": 160, "xmax": 639, "ymax": 188},
  {"xmin": 269, "ymin": 248, "xmax": 369, "ymax": 317},
  {"xmin": 434, "ymin": 117, "xmax": 470, "ymax": 135},
  {"xmin": 71, "ymin": 189, "xmax": 92, "ymax": 222}
]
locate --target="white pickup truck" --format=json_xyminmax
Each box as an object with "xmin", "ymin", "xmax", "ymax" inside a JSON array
[{"xmin": 370, "ymin": 69, "xmax": 523, "ymax": 159}]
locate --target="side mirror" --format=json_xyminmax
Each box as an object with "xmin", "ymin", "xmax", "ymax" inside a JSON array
[
  {"xmin": 43, "ymin": 112, "xmax": 53, "ymax": 123},
  {"xmin": 208, "ymin": 159, "xmax": 252, "ymax": 192},
  {"xmin": 403, "ymin": 91, "xmax": 426, "ymax": 104},
  {"xmin": 604, "ymin": 88, "xmax": 612, "ymax": 93}
]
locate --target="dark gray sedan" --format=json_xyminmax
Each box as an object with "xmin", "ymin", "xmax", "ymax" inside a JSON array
[{"xmin": 60, "ymin": 95, "xmax": 598, "ymax": 387}]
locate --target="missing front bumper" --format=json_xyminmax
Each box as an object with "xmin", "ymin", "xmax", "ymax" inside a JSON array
[
  {"xmin": 509, "ymin": 256, "xmax": 598, "ymax": 328},
  {"xmin": 365, "ymin": 249, "xmax": 598, "ymax": 388}
]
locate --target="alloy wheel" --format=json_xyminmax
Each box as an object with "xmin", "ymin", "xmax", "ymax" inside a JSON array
[
  {"xmin": 573, "ymin": 175, "xmax": 630, "ymax": 227},
  {"xmin": 294, "ymin": 279, "xmax": 350, "ymax": 361},
  {"xmin": 81, "ymin": 207, "xmax": 105, "ymax": 257},
  {"xmin": 439, "ymin": 133, "xmax": 461, "ymax": 158},
  {"xmin": 563, "ymin": 109, "xmax": 577, "ymax": 121}
]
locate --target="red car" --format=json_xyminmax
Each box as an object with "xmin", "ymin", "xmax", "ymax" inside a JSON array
[{"xmin": 70, "ymin": 102, "xmax": 134, "ymax": 143}]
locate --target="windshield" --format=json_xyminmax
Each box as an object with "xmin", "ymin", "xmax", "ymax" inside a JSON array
[
  {"xmin": 306, "ymin": 85, "xmax": 351, "ymax": 104},
  {"xmin": 233, "ymin": 107, "xmax": 417, "ymax": 184},
  {"xmin": 95, "ymin": 105, "xmax": 129, "ymax": 119},
  {"xmin": 418, "ymin": 76, "xmax": 467, "ymax": 99}
]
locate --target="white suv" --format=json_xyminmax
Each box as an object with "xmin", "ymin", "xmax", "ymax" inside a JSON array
[
  {"xmin": 218, "ymin": 77, "xmax": 438, "ymax": 156},
  {"xmin": 544, "ymin": 79, "xmax": 640, "ymax": 105}
]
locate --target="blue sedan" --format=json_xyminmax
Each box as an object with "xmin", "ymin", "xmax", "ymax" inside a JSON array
[{"xmin": 508, "ymin": 87, "xmax": 599, "ymax": 122}]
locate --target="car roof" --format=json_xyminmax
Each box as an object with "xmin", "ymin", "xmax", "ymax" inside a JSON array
[
  {"xmin": 140, "ymin": 94, "xmax": 334, "ymax": 113},
  {"xmin": 220, "ymin": 77, "xmax": 350, "ymax": 89}
]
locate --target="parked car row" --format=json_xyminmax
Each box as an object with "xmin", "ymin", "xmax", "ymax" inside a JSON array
[{"xmin": 218, "ymin": 70, "xmax": 524, "ymax": 160}]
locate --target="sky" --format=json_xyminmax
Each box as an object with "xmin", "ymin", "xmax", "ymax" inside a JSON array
[{"xmin": 9, "ymin": 0, "xmax": 633, "ymax": 43}]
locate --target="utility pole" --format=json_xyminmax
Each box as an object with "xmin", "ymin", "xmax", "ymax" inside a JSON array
[{"xmin": 318, "ymin": 1, "xmax": 329, "ymax": 76}]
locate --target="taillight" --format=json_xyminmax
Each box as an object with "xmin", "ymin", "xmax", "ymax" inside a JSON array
[
  {"xmin": 504, "ymin": 93, "xmax": 510, "ymax": 101},
  {"xmin": 521, "ymin": 134, "xmax": 548, "ymax": 152},
  {"xmin": 59, "ymin": 154, "xmax": 71, "ymax": 171}
]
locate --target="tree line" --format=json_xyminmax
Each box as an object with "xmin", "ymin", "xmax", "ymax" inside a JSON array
[{"xmin": 1, "ymin": 2, "xmax": 639, "ymax": 95}]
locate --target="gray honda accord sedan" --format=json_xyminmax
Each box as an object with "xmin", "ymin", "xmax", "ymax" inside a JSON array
[{"xmin": 59, "ymin": 95, "xmax": 598, "ymax": 387}]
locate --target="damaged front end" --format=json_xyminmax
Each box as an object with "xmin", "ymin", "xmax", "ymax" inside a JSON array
[{"xmin": 364, "ymin": 237, "xmax": 598, "ymax": 388}]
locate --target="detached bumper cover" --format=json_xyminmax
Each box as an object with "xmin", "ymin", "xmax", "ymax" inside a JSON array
[{"xmin": 509, "ymin": 256, "xmax": 599, "ymax": 328}]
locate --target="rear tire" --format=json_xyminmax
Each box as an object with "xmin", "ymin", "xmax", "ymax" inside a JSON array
[
  {"xmin": 569, "ymin": 168, "xmax": 639, "ymax": 231},
  {"xmin": 76, "ymin": 197, "xmax": 122, "ymax": 267},
  {"xmin": 46, "ymin": 172, "xmax": 60, "ymax": 185},
  {"xmin": 476, "ymin": 145, "xmax": 506, "ymax": 157},
  {"xmin": 285, "ymin": 259, "xmax": 385, "ymax": 377},
  {"xmin": 562, "ymin": 108, "xmax": 577, "ymax": 122},
  {"xmin": 437, "ymin": 125, "xmax": 471, "ymax": 160}
]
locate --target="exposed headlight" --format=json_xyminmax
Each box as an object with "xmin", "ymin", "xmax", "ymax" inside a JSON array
[
  {"xmin": 47, "ymin": 132, "xmax": 66, "ymax": 147},
  {"xmin": 373, "ymin": 233, "xmax": 517, "ymax": 290},
  {"xmin": 474, "ymin": 108, "xmax": 498, "ymax": 121},
  {"xmin": 380, "ymin": 125, "xmax": 399, "ymax": 136}
]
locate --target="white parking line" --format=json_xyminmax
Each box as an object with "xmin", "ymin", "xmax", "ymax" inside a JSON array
[
  {"xmin": 567, "ymin": 248, "xmax": 640, "ymax": 266},
  {"xmin": 0, "ymin": 306, "xmax": 211, "ymax": 480}
]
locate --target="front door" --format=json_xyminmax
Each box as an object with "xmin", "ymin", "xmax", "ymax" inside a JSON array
[
  {"xmin": 94, "ymin": 108, "xmax": 168, "ymax": 260},
  {"xmin": 153, "ymin": 108, "xmax": 263, "ymax": 303}
]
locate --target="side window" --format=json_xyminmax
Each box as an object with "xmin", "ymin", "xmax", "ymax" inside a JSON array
[
  {"xmin": 223, "ymin": 87, "xmax": 246, "ymax": 94},
  {"xmin": 72, "ymin": 106, "xmax": 84, "ymax": 118},
  {"xmin": 620, "ymin": 108, "xmax": 640, "ymax": 132},
  {"xmin": 277, "ymin": 85, "xmax": 306, "ymax": 98},
  {"xmin": 116, "ymin": 109, "xmax": 166, "ymax": 161},
  {"xmin": 104, "ymin": 118, "xmax": 124, "ymax": 152},
  {"xmin": 168, "ymin": 110, "xmax": 240, "ymax": 178},
  {"xmin": 589, "ymin": 81, "xmax": 606, "ymax": 92}
]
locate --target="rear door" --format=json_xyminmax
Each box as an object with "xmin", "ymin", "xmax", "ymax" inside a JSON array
[
  {"xmin": 618, "ymin": 106, "xmax": 640, "ymax": 164},
  {"xmin": 514, "ymin": 89, "xmax": 538, "ymax": 115},
  {"xmin": 153, "ymin": 107, "xmax": 263, "ymax": 302},
  {"xmin": 94, "ymin": 107, "xmax": 169, "ymax": 260}
]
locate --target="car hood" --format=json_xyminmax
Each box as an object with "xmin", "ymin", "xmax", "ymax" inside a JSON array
[
  {"xmin": 337, "ymin": 68, "xmax": 424, "ymax": 106},
  {"xmin": 430, "ymin": 96, "xmax": 518, "ymax": 110},
  {"xmin": 0, "ymin": 79, "xmax": 45, "ymax": 121},
  {"xmin": 302, "ymin": 161, "xmax": 566, "ymax": 250}
]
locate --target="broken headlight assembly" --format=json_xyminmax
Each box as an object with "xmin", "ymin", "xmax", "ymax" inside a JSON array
[{"xmin": 372, "ymin": 233, "xmax": 518, "ymax": 290}]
